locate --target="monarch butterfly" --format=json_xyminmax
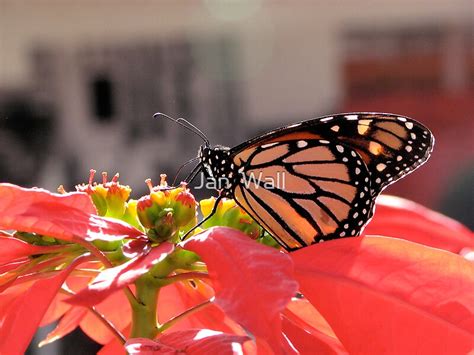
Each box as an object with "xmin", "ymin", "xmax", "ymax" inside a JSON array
[{"xmin": 156, "ymin": 112, "xmax": 434, "ymax": 251}]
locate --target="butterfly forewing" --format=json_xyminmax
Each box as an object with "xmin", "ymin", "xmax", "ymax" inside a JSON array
[
  {"xmin": 232, "ymin": 113, "xmax": 434, "ymax": 197},
  {"xmin": 311, "ymin": 113, "xmax": 434, "ymax": 195}
]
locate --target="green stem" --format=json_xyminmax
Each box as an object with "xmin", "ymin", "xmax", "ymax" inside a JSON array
[
  {"xmin": 129, "ymin": 248, "xmax": 203, "ymax": 338},
  {"xmin": 130, "ymin": 275, "xmax": 160, "ymax": 339}
]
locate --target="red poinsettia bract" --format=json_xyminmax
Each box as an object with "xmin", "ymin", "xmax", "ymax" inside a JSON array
[{"xmin": 0, "ymin": 182, "xmax": 473, "ymax": 354}]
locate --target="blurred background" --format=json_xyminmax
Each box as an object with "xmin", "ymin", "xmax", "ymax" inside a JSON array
[{"xmin": 0, "ymin": 1, "xmax": 472, "ymax": 353}]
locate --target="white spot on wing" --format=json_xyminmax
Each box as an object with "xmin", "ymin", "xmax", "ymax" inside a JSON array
[
  {"xmin": 261, "ymin": 142, "xmax": 279, "ymax": 149},
  {"xmin": 345, "ymin": 114, "xmax": 358, "ymax": 120},
  {"xmin": 376, "ymin": 163, "xmax": 386, "ymax": 171},
  {"xmin": 320, "ymin": 116, "xmax": 334, "ymax": 122},
  {"xmin": 297, "ymin": 140, "xmax": 308, "ymax": 148},
  {"xmin": 336, "ymin": 145, "xmax": 344, "ymax": 153},
  {"xmin": 405, "ymin": 122, "xmax": 414, "ymax": 129}
]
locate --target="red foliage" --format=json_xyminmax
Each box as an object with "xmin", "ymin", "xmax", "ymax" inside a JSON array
[
  {"xmin": 291, "ymin": 236, "xmax": 474, "ymax": 354},
  {"xmin": 125, "ymin": 329, "xmax": 250, "ymax": 354},
  {"xmin": 1, "ymin": 182, "xmax": 473, "ymax": 354},
  {"xmin": 0, "ymin": 236, "xmax": 67, "ymax": 263},
  {"xmin": 365, "ymin": 195, "xmax": 474, "ymax": 253},
  {"xmin": 39, "ymin": 307, "xmax": 89, "ymax": 347},
  {"xmin": 80, "ymin": 290, "xmax": 132, "ymax": 345},
  {"xmin": 69, "ymin": 242, "xmax": 174, "ymax": 307},
  {"xmin": 0, "ymin": 183, "xmax": 143, "ymax": 242},
  {"xmin": 182, "ymin": 227, "xmax": 298, "ymax": 352},
  {"xmin": 0, "ymin": 254, "xmax": 92, "ymax": 354}
]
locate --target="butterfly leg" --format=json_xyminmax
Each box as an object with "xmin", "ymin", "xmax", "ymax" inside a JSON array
[
  {"xmin": 184, "ymin": 163, "xmax": 203, "ymax": 184},
  {"xmin": 172, "ymin": 157, "xmax": 199, "ymax": 186},
  {"xmin": 179, "ymin": 193, "xmax": 223, "ymax": 241}
]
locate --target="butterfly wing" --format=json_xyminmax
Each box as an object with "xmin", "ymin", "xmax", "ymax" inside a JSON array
[
  {"xmin": 229, "ymin": 113, "xmax": 434, "ymax": 250},
  {"xmin": 309, "ymin": 113, "xmax": 434, "ymax": 196},
  {"xmin": 232, "ymin": 140, "xmax": 373, "ymax": 250},
  {"xmin": 232, "ymin": 113, "xmax": 434, "ymax": 197}
]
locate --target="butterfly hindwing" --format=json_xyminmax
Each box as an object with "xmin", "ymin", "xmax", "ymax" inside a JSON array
[{"xmin": 232, "ymin": 139, "xmax": 374, "ymax": 250}]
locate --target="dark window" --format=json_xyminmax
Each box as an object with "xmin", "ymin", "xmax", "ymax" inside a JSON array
[{"xmin": 90, "ymin": 75, "xmax": 115, "ymax": 121}]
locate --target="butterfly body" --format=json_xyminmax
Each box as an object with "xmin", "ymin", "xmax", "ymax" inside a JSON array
[
  {"xmin": 199, "ymin": 145, "xmax": 235, "ymax": 194},
  {"xmin": 195, "ymin": 112, "xmax": 434, "ymax": 250}
]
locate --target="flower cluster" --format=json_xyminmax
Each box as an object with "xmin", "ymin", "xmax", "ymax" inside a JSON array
[
  {"xmin": 0, "ymin": 171, "xmax": 473, "ymax": 355},
  {"xmin": 136, "ymin": 175, "xmax": 197, "ymax": 243}
]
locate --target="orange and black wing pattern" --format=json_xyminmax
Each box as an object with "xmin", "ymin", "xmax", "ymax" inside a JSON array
[
  {"xmin": 232, "ymin": 140, "xmax": 373, "ymax": 250},
  {"xmin": 229, "ymin": 113, "xmax": 433, "ymax": 250}
]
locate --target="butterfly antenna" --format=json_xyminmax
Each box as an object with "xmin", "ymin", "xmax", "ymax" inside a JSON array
[
  {"xmin": 154, "ymin": 112, "xmax": 210, "ymax": 146},
  {"xmin": 172, "ymin": 156, "xmax": 199, "ymax": 186}
]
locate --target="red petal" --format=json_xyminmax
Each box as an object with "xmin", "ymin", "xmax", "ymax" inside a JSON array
[
  {"xmin": 367, "ymin": 195, "xmax": 474, "ymax": 253},
  {"xmin": 98, "ymin": 328, "xmax": 131, "ymax": 355},
  {"xmin": 282, "ymin": 318, "xmax": 347, "ymax": 355},
  {"xmin": 0, "ymin": 236, "xmax": 67, "ymax": 264},
  {"xmin": 0, "ymin": 258, "xmax": 29, "ymax": 274},
  {"xmin": 39, "ymin": 306, "xmax": 88, "ymax": 347},
  {"xmin": 159, "ymin": 281, "xmax": 243, "ymax": 335},
  {"xmin": 291, "ymin": 236, "xmax": 474, "ymax": 354},
  {"xmin": 0, "ymin": 254, "xmax": 91, "ymax": 354},
  {"xmin": 69, "ymin": 242, "xmax": 174, "ymax": 307},
  {"xmin": 0, "ymin": 255, "xmax": 69, "ymax": 293},
  {"xmin": 125, "ymin": 329, "xmax": 250, "ymax": 355},
  {"xmin": 0, "ymin": 282, "xmax": 31, "ymax": 319},
  {"xmin": 0, "ymin": 183, "xmax": 143, "ymax": 242},
  {"xmin": 80, "ymin": 290, "xmax": 131, "ymax": 345},
  {"xmin": 283, "ymin": 298, "xmax": 347, "ymax": 354},
  {"xmin": 182, "ymin": 227, "xmax": 298, "ymax": 353},
  {"xmin": 40, "ymin": 292, "xmax": 72, "ymax": 327}
]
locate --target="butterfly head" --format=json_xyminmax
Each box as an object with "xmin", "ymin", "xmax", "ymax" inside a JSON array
[{"xmin": 198, "ymin": 145, "xmax": 235, "ymax": 190}]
